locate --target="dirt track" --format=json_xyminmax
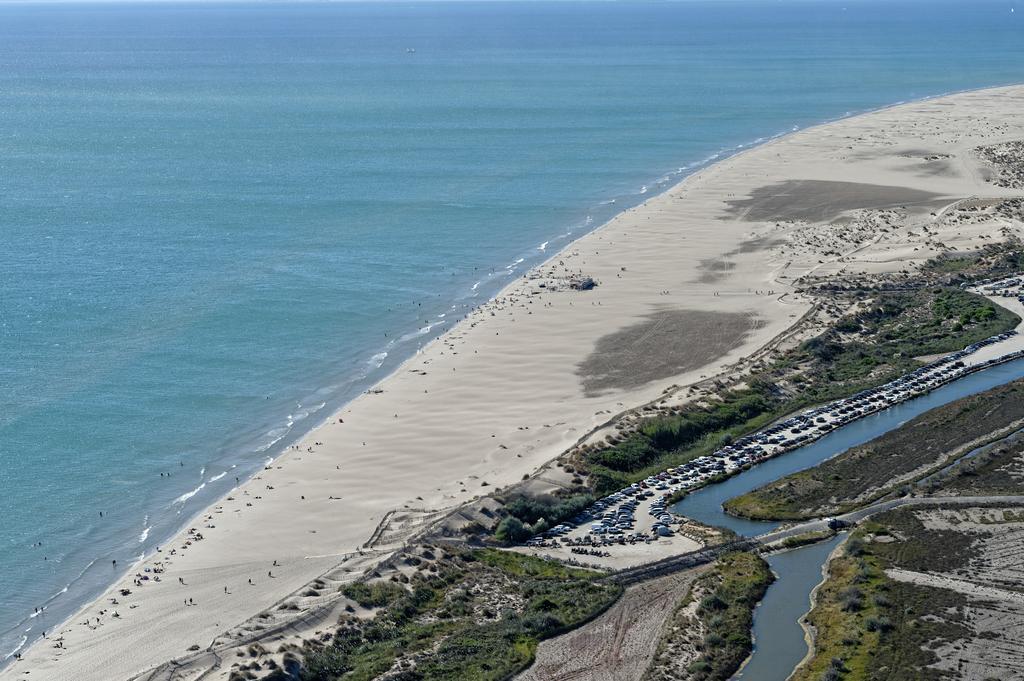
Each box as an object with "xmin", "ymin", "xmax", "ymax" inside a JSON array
[{"xmin": 516, "ymin": 567, "xmax": 705, "ymax": 681}]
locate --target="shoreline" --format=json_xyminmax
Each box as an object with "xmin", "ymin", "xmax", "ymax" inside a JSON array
[
  {"xmin": 0, "ymin": 82, "xmax": 895, "ymax": 667},
  {"xmin": 7, "ymin": 82, "xmax": 1024, "ymax": 680},
  {"xmin": 0, "ymin": 92, "xmax": 826, "ymax": 668},
  {"xmin": 0, "ymin": 86, "xmax": 803, "ymax": 667}
]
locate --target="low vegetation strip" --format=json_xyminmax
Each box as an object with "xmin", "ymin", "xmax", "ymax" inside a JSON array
[
  {"xmin": 775, "ymin": 529, "xmax": 837, "ymax": 551},
  {"xmin": 723, "ymin": 378, "xmax": 1024, "ymax": 521},
  {"xmin": 287, "ymin": 547, "xmax": 621, "ymax": 681},
  {"xmin": 644, "ymin": 551, "xmax": 773, "ymax": 681},
  {"xmin": 793, "ymin": 506, "xmax": 1024, "ymax": 681}
]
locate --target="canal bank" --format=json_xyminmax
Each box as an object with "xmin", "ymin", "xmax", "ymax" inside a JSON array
[{"xmin": 669, "ymin": 355, "xmax": 1024, "ymax": 680}]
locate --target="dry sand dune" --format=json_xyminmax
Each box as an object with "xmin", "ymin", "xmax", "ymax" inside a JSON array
[{"xmin": 7, "ymin": 84, "xmax": 1024, "ymax": 681}]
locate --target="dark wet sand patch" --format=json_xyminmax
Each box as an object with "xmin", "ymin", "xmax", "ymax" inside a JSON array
[
  {"xmin": 897, "ymin": 148, "xmax": 941, "ymax": 157},
  {"xmin": 724, "ymin": 180, "xmax": 944, "ymax": 223},
  {"xmin": 695, "ymin": 258, "xmax": 736, "ymax": 284},
  {"xmin": 896, "ymin": 149, "xmax": 951, "ymax": 159},
  {"xmin": 577, "ymin": 309, "xmax": 763, "ymax": 396},
  {"xmin": 913, "ymin": 159, "xmax": 956, "ymax": 177},
  {"xmin": 892, "ymin": 151, "xmax": 956, "ymax": 178},
  {"xmin": 732, "ymin": 236, "xmax": 785, "ymax": 254},
  {"xmin": 696, "ymin": 238, "xmax": 785, "ymax": 283}
]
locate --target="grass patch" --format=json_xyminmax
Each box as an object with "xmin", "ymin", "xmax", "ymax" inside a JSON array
[
  {"xmin": 340, "ymin": 582, "xmax": 409, "ymax": 609},
  {"xmin": 299, "ymin": 547, "xmax": 620, "ymax": 681}
]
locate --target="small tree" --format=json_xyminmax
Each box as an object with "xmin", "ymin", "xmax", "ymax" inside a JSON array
[{"xmin": 495, "ymin": 517, "xmax": 531, "ymax": 543}]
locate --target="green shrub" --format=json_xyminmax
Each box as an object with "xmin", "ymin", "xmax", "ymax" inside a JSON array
[
  {"xmin": 341, "ymin": 581, "xmax": 407, "ymax": 609},
  {"xmin": 495, "ymin": 517, "xmax": 531, "ymax": 543}
]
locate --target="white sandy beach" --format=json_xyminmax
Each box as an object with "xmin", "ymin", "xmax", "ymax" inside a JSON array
[{"xmin": 7, "ymin": 84, "xmax": 1024, "ymax": 681}]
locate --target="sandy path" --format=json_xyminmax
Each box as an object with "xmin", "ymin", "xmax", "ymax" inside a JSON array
[
  {"xmin": 7, "ymin": 85, "xmax": 1024, "ymax": 681},
  {"xmin": 886, "ymin": 568, "xmax": 1024, "ymax": 605}
]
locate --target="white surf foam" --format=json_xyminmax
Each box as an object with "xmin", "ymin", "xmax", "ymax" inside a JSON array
[
  {"xmin": 255, "ymin": 427, "xmax": 289, "ymax": 452},
  {"xmin": 3, "ymin": 635, "xmax": 27, "ymax": 661},
  {"xmin": 399, "ymin": 322, "xmax": 440, "ymax": 343},
  {"xmin": 504, "ymin": 257, "xmax": 525, "ymax": 274},
  {"xmin": 173, "ymin": 483, "xmax": 205, "ymax": 505}
]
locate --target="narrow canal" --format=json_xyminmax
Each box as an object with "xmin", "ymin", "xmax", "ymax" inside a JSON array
[
  {"xmin": 670, "ymin": 355, "xmax": 1024, "ymax": 680},
  {"xmin": 734, "ymin": 535, "xmax": 844, "ymax": 680}
]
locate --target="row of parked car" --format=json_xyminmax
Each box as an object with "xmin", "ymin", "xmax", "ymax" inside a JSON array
[
  {"xmin": 977, "ymin": 276, "xmax": 1022, "ymax": 292},
  {"xmin": 974, "ymin": 275, "xmax": 1024, "ymax": 303},
  {"xmin": 524, "ymin": 329, "xmax": 1021, "ymax": 548}
]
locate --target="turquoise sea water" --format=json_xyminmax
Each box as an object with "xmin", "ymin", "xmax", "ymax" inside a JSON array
[{"xmin": 3, "ymin": 0, "xmax": 1024, "ymax": 660}]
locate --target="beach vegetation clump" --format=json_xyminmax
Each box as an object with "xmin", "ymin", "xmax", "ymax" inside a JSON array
[
  {"xmin": 493, "ymin": 492, "xmax": 594, "ymax": 543},
  {"xmin": 797, "ymin": 287, "xmax": 1015, "ymax": 388},
  {"xmin": 298, "ymin": 547, "xmax": 620, "ymax": 681},
  {"xmin": 585, "ymin": 386, "xmax": 780, "ymax": 495},
  {"xmin": 494, "ymin": 516, "xmax": 530, "ymax": 543},
  {"xmin": 688, "ymin": 552, "xmax": 773, "ymax": 681},
  {"xmin": 645, "ymin": 551, "xmax": 772, "ymax": 681},
  {"xmin": 340, "ymin": 581, "xmax": 409, "ymax": 610}
]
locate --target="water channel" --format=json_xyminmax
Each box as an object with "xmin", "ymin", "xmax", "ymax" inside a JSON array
[{"xmin": 670, "ymin": 355, "xmax": 1024, "ymax": 680}]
